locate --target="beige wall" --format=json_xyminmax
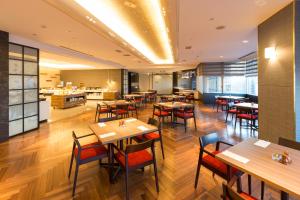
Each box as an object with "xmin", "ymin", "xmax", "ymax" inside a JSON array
[
  {"xmin": 40, "ymin": 67, "xmax": 61, "ymax": 88},
  {"xmin": 152, "ymin": 74, "xmax": 173, "ymax": 94},
  {"xmin": 258, "ymin": 3, "xmax": 295, "ymax": 142},
  {"xmin": 139, "ymin": 73, "xmax": 151, "ymax": 91},
  {"xmin": 60, "ymin": 69, "xmax": 122, "ymax": 91}
]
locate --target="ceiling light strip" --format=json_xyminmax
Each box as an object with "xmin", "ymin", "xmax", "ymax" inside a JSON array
[{"xmin": 74, "ymin": 0, "xmax": 173, "ymax": 64}]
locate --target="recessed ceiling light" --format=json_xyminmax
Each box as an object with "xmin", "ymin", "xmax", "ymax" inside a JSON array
[
  {"xmin": 86, "ymin": 16, "xmax": 90, "ymax": 19},
  {"xmin": 216, "ymin": 25, "xmax": 226, "ymax": 30},
  {"xmin": 242, "ymin": 40, "xmax": 249, "ymax": 43},
  {"xmin": 209, "ymin": 18, "xmax": 215, "ymax": 21},
  {"xmin": 115, "ymin": 49, "xmax": 122, "ymax": 53},
  {"xmin": 41, "ymin": 25, "xmax": 47, "ymax": 29},
  {"xmin": 220, "ymin": 56, "xmax": 224, "ymax": 58}
]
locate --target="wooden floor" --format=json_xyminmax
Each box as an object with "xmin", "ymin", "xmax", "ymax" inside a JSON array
[{"xmin": 0, "ymin": 102, "xmax": 293, "ymax": 200}]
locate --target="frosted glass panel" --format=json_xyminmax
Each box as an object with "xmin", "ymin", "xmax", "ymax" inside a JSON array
[
  {"xmin": 24, "ymin": 62, "xmax": 38, "ymax": 75},
  {"xmin": 9, "ymin": 60, "xmax": 22, "ymax": 74},
  {"xmin": 9, "ymin": 105, "xmax": 23, "ymax": 121},
  {"xmin": 9, "ymin": 44, "xmax": 22, "ymax": 59},
  {"xmin": 24, "ymin": 116, "xmax": 38, "ymax": 131},
  {"xmin": 9, "ymin": 119, "xmax": 23, "ymax": 136},
  {"xmin": 24, "ymin": 103, "xmax": 38, "ymax": 117},
  {"xmin": 9, "ymin": 90, "xmax": 23, "ymax": 105},
  {"xmin": 24, "ymin": 76, "xmax": 37, "ymax": 89},
  {"xmin": 9, "ymin": 75, "xmax": 22, "ymax": 89},
  {"xmin": 24, "ymin": 47, "xmax": 37, "ymax": 61},
  {"xmin": 24, "ymin": 89, "xmax": 37, "ymax": 103}
]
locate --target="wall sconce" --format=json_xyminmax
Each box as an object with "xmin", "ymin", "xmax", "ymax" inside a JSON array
[{"xmin": 265, "ymin": 47, "xmax": 276, "ymax": 59}]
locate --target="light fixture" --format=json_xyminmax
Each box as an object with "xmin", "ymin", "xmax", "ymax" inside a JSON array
[
  {"xmin": 220, "ymin": 56, "xmax": 224, "ymax": 58},
  {"xmin": 39, "ymin": 61, "xmax": 95, "ymax": 69},
  {"xmin": 74, "ymin": 0, "xmax": 174, "ymax": 64},
  {"xmin": 264, "ymin": 47, "xmax": 276, "ymax": 59},
  {"xmin": 242, "ymin": 40, "xmax": 249, "ymax": 43}
]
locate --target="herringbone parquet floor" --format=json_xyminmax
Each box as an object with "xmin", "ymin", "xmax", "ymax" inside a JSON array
[{"xmin": 0, "ymin": 102, "xmax": 292, "ymax": 200}]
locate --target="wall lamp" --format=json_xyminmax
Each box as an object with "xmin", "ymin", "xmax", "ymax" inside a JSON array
[{"xmin": 265, "ymin": 47, "xmax": 277, "ymax": 59}]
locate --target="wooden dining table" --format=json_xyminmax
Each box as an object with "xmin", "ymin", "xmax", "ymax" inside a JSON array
[
  {"xmin": 235, "ymin": 102, "xmax": 258, "ymax": 110},
  {"xmin": 157, "ymin": 101, "xmax": 193, "ymax": 109},
  {"xmin": 216, "ymin": 138, "xmax": 300, "ymax": 200},
  {"xmin": 100, "ymin": 100, "xmax": 133, "ymax": 107},
  {"xmin": 216, "ymin": 95, "xmax": 245, "ymax": 101},
  {"xmin": 89, "ymin": 118, "xmax": 158, "ymax": 182}
]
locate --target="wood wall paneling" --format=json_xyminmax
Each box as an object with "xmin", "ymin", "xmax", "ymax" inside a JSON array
[{"xmin": 0, "ymin": 31, "xmax": 9, "ymax": 141}]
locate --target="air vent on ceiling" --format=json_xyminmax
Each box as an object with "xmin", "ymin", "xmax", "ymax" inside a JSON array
[
  {"xmin": 185, "ymin": 46, "xmax": 192, "ymax": 50},
  {"xmin": 59, "ymin": 46, "xmax": 94, "ymax": 57},
  {"xmin": 123, "ymin": 54, "xmax": 130, "ymax": 56},
  {"xmin": 115, "ymin": 49, "xmax": 122, "ymax": 53}
]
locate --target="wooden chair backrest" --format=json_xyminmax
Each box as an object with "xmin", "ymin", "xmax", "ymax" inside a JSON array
[
  {"xmin": 148, "ymin": 117, "xmax": 161, "ymax": 131},
  {"xmin": 278, "ymin": 137, "xmax": 300, "ymax": 151},
  {"xmin": 125, "ymin": 139, "xmax": 154, "ymax": 154}
]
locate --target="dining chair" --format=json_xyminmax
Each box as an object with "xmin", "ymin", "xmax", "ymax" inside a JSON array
[
  {"xmin": 113, "ymin": 140, "xmax": 159, "ymax": 200},
  {"xmin": 112, "ymin": 104, "xmax": 129, "ymax": 119},
  {"xmin": 234, "ymin": 107, "xmax": 258, "ymax": 130},
  {"xmin": 95, "ymin": 103, "xmax": 110, "ymax": 122},
  {"xmin": 68, "ymin": 131, "xmax": 108, "ymax": 196},
  {"xmin": 222, "ymin": 174, "xmax": 257, "ymax": 200},
  {"xmin": 153, "ymin": 104, "xmax": 172, "ymax": 123},
  {"xmin": 194, "ymin": 133, "xmax": 244, "ymax": 189},
  {"xmin": 214, "ymin": 97, "xmax": 228, "ymax": 112},
  {"xmin": 174, "ymin": 106, "xmax": 197, "ymax": 132},
  {"xmin": 134, "ymin": 96, "xmax": 143, "ymax": 107},
  {"xmin": 186, "ymin": 93, "xmax": 194, "ymax": 102},
  {"xmin": 132, "ymin": 118, "xmax": 165, "ymax": 159},
  {"xmin": 128, "ymin": 102, "xmax": 138, "ymax": 118},
  {"xmin": 225, "ymin": 102, "xmax": 239, "ymax": 122},
  {"xmin": 260, "ymin": 137, "xmax": 300, "ymax": 200}
]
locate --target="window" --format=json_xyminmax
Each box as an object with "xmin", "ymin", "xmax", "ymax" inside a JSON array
[
  {"xmin": 204, "ymin": 76, "xmax": 222, "ymax": 93},
  {"xmin": 246, "ymin": 76, "xmax": 258, "ymax": 96},
  {"xmin": 223, "ymin": 76, "xmax": 246, "ymax": 94}
]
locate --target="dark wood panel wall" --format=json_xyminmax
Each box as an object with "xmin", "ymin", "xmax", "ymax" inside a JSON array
[
  {"xmin": 0, "ymin": 31, "xmax": 9, "ymax": 141},
  {"xmin": 295, "ymin": 0, "xmax": 300, "ymax": 141}
]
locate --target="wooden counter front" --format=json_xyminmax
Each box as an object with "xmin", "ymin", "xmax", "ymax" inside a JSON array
[{"xmin": 51, "ymin": 93, "xmax": 86, "ymax": 109}]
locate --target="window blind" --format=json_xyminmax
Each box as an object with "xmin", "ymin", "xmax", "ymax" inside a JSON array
[{"xmin": 245, "ymin": 59, "xmax": 258, "ymax": 77}]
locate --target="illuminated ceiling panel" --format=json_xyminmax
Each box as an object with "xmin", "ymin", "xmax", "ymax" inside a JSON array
[{"xmin": 46, "ymin": 0, "xmax": 174, "ymax": 64}]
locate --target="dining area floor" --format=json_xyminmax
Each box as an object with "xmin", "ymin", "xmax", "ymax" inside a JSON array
[{"xmin": 0, "ymin": 102, "xmax": 289, "ymax": 200}]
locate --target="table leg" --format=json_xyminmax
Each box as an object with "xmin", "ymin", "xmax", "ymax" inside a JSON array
[
  {"xmin": 108, "ymin": 143, "xmax": 113, "ymax": 183},
  {"xmin": 281, "ymin": 191, "xmax": 289, "ymax": 200}
]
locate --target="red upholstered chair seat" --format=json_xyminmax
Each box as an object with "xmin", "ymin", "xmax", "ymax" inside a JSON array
[
  {"xmin": 219, "ymin": 101, "xmax": 228, "ymax": 105},
  {"xmin": 174, "ymin": 112, "xmax": 194, "ymax": 118},
  {"xmin": 112, "ymin": 109, "xmax": 128, "ymax": 115},
  {"xmin": 128, "ymin": 106, "xmax": 136, "ymax": 110},
  {"xmin": 74, "ymin": 142, "xmax": 107, "ymax": 160},
  {"xmin": 154, "ymin": 111, "xmax": 170, "ymax": 116},
  {"xmin": 135, "ymin": 132, "xmax": 160, "ymax": 141},
  {"xmin": 237, "ymin": 114, "xmax": 257, "ymax": 120},
  {"xmin": 202, "ymin": 150, "xmax": 238, "ymax": 175},
  {"xmin": 162, "ymin": 107, "xmax": 173, "ymax": 112},
  {"xmin": 228, "ymin": 109, "xmax": 239, "ymax": 114},
  {"xmin": 239, "ymin": 192, "xmax": 258, "ymax": 200},
  {"xmin": 116, "ymin": 150, "xmax": 153, "ymax": 168},
  {"xmin": 98, "ymin": 108, "xmax": 109, "ymax": 113}
]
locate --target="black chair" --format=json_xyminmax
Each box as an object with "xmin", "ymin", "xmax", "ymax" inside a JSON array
[
  {"xmin": 68, "ymin": 131, "xmax": 108, "ymax": 196},
  {"xmin": 194, "ymin": 133, "xmax": 248, "ymax": 190},
  {"xmin": 113, "ymin": 140, "xmax": 159, "ymax": 200},
  {"xmin": 132, "ymin": 118, "xmax": 165, "ymax": 159},
  {"xmin": 222, "ymin": 173, "xmax": 257, "ymax": 200}
]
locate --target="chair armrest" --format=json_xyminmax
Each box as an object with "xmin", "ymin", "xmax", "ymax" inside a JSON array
[
  {"xmin": 76, "ymin": 133, "xmax": 96, "ymax": 139},
  {"xmin": 218, "ymin": 140, "xmax": 234, "ymax": 147},
  {"xmin": 202, "ymin": 148, "xmax": 217, "ymax": 157},
  {"xmin": 81, "ymin": 143, "xmax": 104, "ymax": 150}
]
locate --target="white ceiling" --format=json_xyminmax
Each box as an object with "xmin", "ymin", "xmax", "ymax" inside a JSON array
[{"xmin": 0, "ymin": 0, "xmax": 293, "ymax": 72}]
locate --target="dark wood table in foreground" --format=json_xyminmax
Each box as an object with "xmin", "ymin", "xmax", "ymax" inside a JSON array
[{"xmin": 216, "ymin": 138, "xmax": 300, "ymax": 200}]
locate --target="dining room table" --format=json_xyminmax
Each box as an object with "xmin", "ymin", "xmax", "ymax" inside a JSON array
[
  {"xmin": 216, "ymin": 138, "xmax": 300, "ymax": 200},
  {"xmin": 89, "ymin": 117, "xmax": 158, "ymax": 182},
  {"xmin": 215, "ymin": 95, "xmax": 245, "ymax": 101},
  {"xmin": 234, "ymin": 102, "xmax": 258, "ymax": 110}
]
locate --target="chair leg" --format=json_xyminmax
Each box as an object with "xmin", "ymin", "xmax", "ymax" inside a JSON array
[
  {"xmin": 72, "ymin": 163, "xmax": 79, "ymax": 196},
  {"xmin": 194, "ymin": 117, "xmax": 197, "ymax": 130},
  {"xmin": 225, "ymin": 112, "xmax": 229, "ymax": 122},
  {"xmin": 159, "ymin": 139, "xmax": 165, "ymax": 159},
  {"xmin": 153, "ymin": 161, "xmax": 159, "ymax": 193},
  {"xmin": 194, "ymin": 153, "xmax": 202, "ymax": 189},
  {"xmin": 125, "ymin": 167, "xmax": 129, "ymax": 200},
  {"xmin": 68, "ymin": 152, "xmax": 74, "ymax": 178},
  {"xmin": 184, "ymin": 119, "xmax": 187, "ymax": 132},
  {"xmin": 234, "ymin": 116, "xmax": 238, "ymax": 129},
  {"xmin": 248, "ymin": 174, "xmax": 252, "ymax": 195},
  {"xmin": 261, "ymin": 181, "xmax": 265, "ymax": 200}
]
